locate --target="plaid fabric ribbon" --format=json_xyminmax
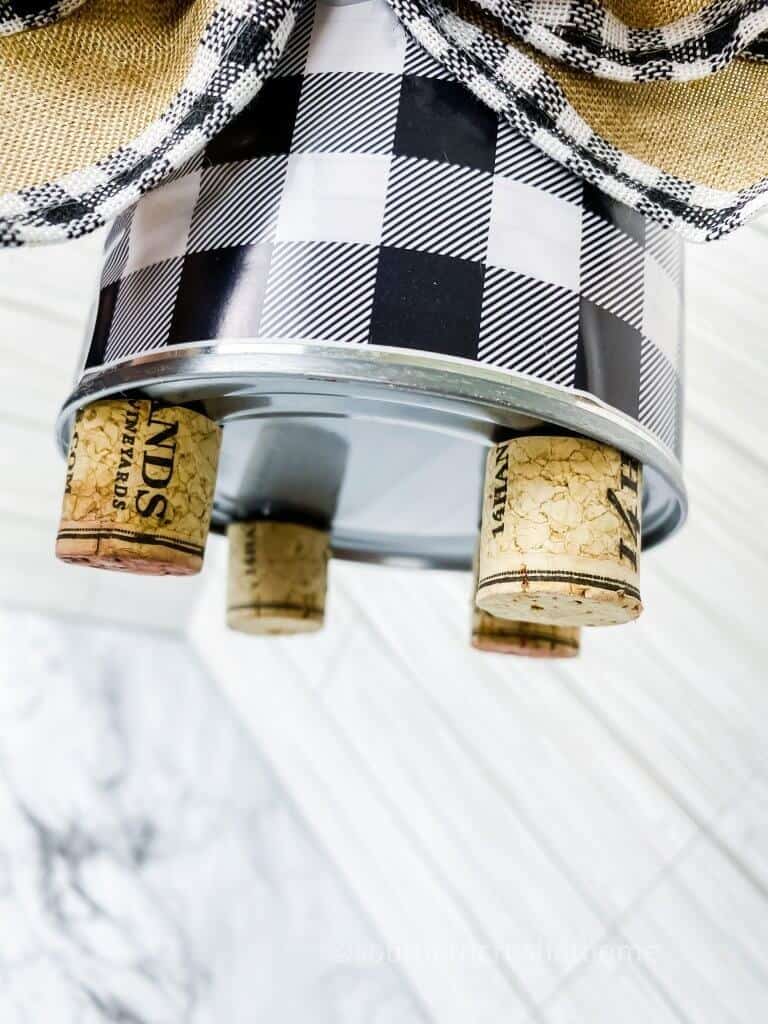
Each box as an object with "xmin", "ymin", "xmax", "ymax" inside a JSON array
[
  {"xmin": 1, "ymin": 0, "xmax": 767, "ymax": 245},
  {"xmin": 0, "ymin": 0, "xmax": 88, "ymax": 35},
  {"xmin": 468, "ymin": 0, "xmax": 768, "ymax": 80},
  {"xmin": 0, "ymin": 0, "xmax": 306, "ymax": 246},
  {"xmin": 386, "ymin": 0, "xmax": 768, "ymax": 239}
]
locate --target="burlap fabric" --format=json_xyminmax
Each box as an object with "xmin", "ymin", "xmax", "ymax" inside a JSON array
[{"xmin": 0, "ymin": 0, "xmax": 766, "ymax": 244}]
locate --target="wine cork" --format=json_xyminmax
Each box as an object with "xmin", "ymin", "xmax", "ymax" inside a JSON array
[
  {"xmin": 471, "ymin": 609, "xmax": 580, "ymax": 658},
  {"xmin": 56, "ymin": 399, "xmax": 221, "ymax": 575},
  {"xmin": 476, "ymin": 436, "xmax": 642, "ymax": 627},
  {"xmin": 226, "ymin": 520, "xmax": 330, "ymax": 635}
]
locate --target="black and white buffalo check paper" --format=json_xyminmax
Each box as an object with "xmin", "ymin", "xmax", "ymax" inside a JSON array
[{"xmin": 84, "ymin": 0, "xmax": 683, "ymax": 457}]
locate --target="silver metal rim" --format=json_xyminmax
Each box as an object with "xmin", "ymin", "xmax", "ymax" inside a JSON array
[{"xmin": 57, "ymin": 340, "xmax": 687, "ymax": 564}]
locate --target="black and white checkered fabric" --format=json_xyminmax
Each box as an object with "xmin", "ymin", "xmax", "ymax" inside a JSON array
[
  {"xmin": 386, "ymin": 0, "xmax": 768, "ymax": 241},
  {"xmin": 0, "ymin": 0, "xmax": 764, "ymax": 245},
  {"xmin": 0, "ymin": 0, "xmax": 305, "ymax": 245},
  {"xmin": 83, "ymin": 0, "xmax": 683, "ymax": 457},
  {"xmin": 467, "ymin": 0, "xmax": 768, "ymax": 81},
  {"xmin": 0, "ymin": 0, "xmax": 87, "ymax": 35}
]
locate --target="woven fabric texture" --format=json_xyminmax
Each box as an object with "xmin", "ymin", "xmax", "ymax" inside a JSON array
[
  {"xmin": 0, "ymin": 1, "xmax": 218, "ymax": 194},
  {"xmin": 457, "ymin": 0, "xmax": 768, "ymax": 80},
  {"xmin": 0, "ymin": 0, "xmax": 89, "ymax": 36},
  {"xmin": 606, "ymin": 1, "xmax": 724, "ymax": 27},
  {"xmin": 0, "ymin": 0, "xmax": 766, "ymax": 244},
  {"xmin": 389, "ymin": 0, "xmax": 768, "ymax": 240}
]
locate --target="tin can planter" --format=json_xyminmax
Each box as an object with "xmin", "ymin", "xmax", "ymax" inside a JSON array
[{"xmin": 56, "ymin": 0, "xmax": 685, "ymax": 623}]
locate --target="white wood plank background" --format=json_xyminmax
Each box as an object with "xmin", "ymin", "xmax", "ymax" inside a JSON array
[
  {"xmin": 1, "ymin": 218, "xmax": 767, "ymax": 1023},
  {"xmin": 191, "ymin": 222, "xmax": 768, "ymax": 1024}
]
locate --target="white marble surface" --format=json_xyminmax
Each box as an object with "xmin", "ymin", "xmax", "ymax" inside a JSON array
[{"xmin": 0, "ymin": 610, "xmax": 428, "ymax": 1024}]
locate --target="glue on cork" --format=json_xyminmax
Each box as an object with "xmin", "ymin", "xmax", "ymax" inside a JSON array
[
  {"xmin": 226, "ymin": 520, "xmax": 330, "ymax": 635},
  {"xmin": 475, "ymin": 435, "xmax": 642, "ymax": 628},
  {"xmin": 56, "ymin": 398, "xmax": 221, "ymax": 575}
]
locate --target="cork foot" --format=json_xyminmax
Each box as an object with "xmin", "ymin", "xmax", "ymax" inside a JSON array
[
  {"xmin": 472, "ymin": 609, "xmax": 580, "ymax": 657},
  {"xmin": 227, "ymin": 521, "xmax": 330, "ymax": 636},
  {"xmin": 56, "ymin": 399, "xmax": 221, "ymax": 575},
  {"xmin": 476, "ymin": 586, "xmax": 640, "ymax": 627},
  {"xmin": 227, "ymin": 608, "xmax": 324, "ymax": 636},
  {"xmin": 476, "ymin": 436, "xmax": 643, "ymax": 628},
  {"xmin": 55, "ymin": 538, "xmax": 202, "ymax": 576}
]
